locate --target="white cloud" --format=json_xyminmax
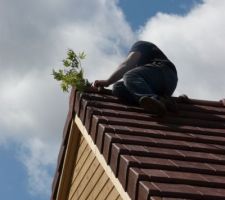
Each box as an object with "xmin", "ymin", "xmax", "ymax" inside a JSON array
[
  {"xmin": 0, "ymin": 0, "xmax": 135, "ymax": 197},
  {"xmin": 139, "ymin": 0, "xmax": 225, "ymax": 100},
  {"xmin": 19, "ymin": 137, "xmax": 57, "ymax": 196}
]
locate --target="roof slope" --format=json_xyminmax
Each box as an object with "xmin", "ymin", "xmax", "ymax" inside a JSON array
[{"xmin": 52, "ymin": 88, "xmax": 225, "ymax": 200}]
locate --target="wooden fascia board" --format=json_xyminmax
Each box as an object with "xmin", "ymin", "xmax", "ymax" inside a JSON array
[{"xmin": 56, "ymin": 120, "xmax": 81, "ymax": 200}]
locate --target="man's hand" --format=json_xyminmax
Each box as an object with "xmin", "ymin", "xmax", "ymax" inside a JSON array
[{"xmin": 93, "ymin": 80, "xmax": 110, "ymax": 88}]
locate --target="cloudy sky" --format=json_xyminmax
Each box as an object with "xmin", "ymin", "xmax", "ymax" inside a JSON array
[{"xmin": 1, "ymin": 0, "xmax": 225, "ymax": 199}]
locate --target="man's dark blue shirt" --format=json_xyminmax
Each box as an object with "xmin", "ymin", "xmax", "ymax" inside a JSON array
[{"xmin": 130, "ymin": 41, "xmax": 177, "ymax": 73}]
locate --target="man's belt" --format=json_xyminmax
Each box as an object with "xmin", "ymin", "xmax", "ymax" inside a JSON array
[{"xmin": 145, "ymin": 59, "xmax": 177, "ymax": 73}]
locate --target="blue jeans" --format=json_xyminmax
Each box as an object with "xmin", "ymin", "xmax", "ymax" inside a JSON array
[{"xmin": 112, "ymin": 64, "xmax": 178, "ymax": 105}]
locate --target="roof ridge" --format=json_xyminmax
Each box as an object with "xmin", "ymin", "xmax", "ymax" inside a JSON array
[{"xmin": 82, "ymin": 87, "xmax": 225, "ymax": 107}]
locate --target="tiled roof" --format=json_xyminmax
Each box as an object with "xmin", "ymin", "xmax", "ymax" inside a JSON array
[{"xmin": 52, "ymin": 88, "xmax": 225, "ymax": 200}]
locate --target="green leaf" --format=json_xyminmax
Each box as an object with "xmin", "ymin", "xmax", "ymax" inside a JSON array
[
  {"xmin": 71, "ymin": 59, "xmax": 79, "ymax": 68},
  {"xmin": 52, "ymin": 69, "xmax": 63, "ymax": 81},
  {"xmin": 52, "ymin": 49, "xmax": 88, "ymax": 92},
  {"xmin": 61, "ymin": 81, "xmax": 69, "ymax": 92},
  {"xmin": 77, "ymin": 69, "xmax": 84, "ymax": 79},
  {"xmin": 78, "ymin": 52, "xmax": 86, "ymax": 59},
  {"xmin": 67, "ymin": 49, "xmax": 75, "ymax": 61},
  {"xmin": 63, "ymin": 59, "xmax": 71, "ymax": 67}
]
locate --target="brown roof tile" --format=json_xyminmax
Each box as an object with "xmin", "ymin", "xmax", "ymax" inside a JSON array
[{"xmin": 52, "ymin": 88, "xmax": 225, "ymax": 200}]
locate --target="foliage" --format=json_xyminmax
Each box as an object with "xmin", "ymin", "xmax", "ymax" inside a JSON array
[{"xmin": 52, "ymin": 49, "xmax": 90, "ymax": 92}]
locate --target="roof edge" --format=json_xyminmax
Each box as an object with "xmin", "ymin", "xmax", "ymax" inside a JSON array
[{"xmin": 51, "ymin": 87, "xmax": 77, "ymax": 200}]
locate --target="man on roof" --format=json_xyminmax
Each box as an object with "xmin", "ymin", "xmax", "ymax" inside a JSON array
[{"xmin": 94, "ymin": 41, "xmax": 178, "ymax": 116}]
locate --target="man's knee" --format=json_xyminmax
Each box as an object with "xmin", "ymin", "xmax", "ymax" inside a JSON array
[
  {"xmin": 112, "ymin": 81, "xmax": 137, "ymax": 105},
  {"xmin": 112, "ymin": 82, "xmax": 124, "ymax": 96},
  {"xmin": 123, "ymin": 69, "xmax": 137, "ymax": 86}
]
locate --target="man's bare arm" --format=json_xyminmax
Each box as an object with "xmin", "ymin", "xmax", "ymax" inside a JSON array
[{"xmin": 94, "ymin": 51, "xmax": 141, "ymax": 87}]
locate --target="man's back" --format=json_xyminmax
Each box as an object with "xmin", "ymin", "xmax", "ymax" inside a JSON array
[{"xmin": 129, "ymin": 41, "xmax": 168, "ymax": 66}]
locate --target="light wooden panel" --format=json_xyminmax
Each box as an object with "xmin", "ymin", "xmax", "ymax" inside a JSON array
[
  {"xmin": 72, "ymin": 146, "xmax": 91, "ymax": 182},
  {"xmin": 67, "ymin": 134, "xmax": 123, "ymax": 200},
  {"xmin": 116, "ymin": 196, "xmax": 124, "ymax": 200},
  {"xmin": 86, "ymin": 171, "xmax": 109, "ymax": 200},
  {"xmin": 74, "ymin": 138, "xmax": 87, "ymax": 165},
  {"xmin": 75, "ymin": 116, "xmax": 131, "ymax": 200},
  {"xmin": 78, "ymin": 164, "xmax": 103, "ymax": 200},
  {"xmin": 107, "ymin": 188, "xmax": 120, "ymax": 200},
  {"xmin": 69, "ymin": 152, "xmax": 96, "ymax": 199},
  {"xmin": 95, "ymin": 179, "xmax": 114, "ymax": 200}
]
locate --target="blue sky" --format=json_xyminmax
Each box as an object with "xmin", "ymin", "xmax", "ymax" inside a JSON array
[
  {"xmin": 118, "ymin": 0, "xmax": 202, "ymax": 30},
  {"xmin": 0, "ymin": 141, "xmax": 54, "ymax": 200},
  {"xmin": 0, "ymin": 144, "xmax": 28, "ymax": 200},
  {"xmin": 0, "ymin": 0, "xmax": 224, "ymax": 200}
]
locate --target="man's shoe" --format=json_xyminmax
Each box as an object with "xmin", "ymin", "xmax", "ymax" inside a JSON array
[
  {"xmin": 160, "ymin": 96, "xmax": 178, "ymax": 113},
  {"xmin": 139, "ymin": 96, "xmax": 167, "ymax": 116}
]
